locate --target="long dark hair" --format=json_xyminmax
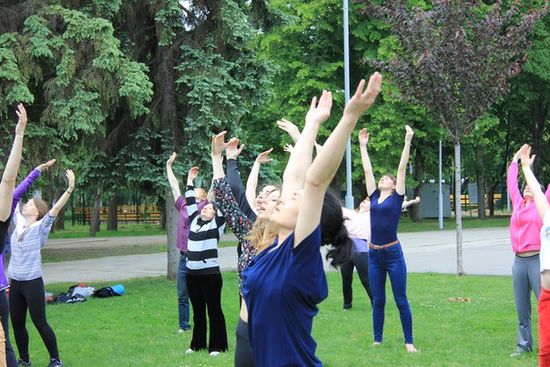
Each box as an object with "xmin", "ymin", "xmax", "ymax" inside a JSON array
[{"xmin": 320, "ymin": 190, "xmax": 353, "ymax": 268}]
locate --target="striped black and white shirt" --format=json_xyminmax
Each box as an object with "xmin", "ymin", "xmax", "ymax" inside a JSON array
[{"xmin": 185, "ymin": 186, "xmax": 225, "ymax": 275}]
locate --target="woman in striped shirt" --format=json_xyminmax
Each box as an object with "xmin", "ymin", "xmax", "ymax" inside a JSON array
[{"xmin": 184, "ymin": 166, "xmax": 228, "ymax": 356}]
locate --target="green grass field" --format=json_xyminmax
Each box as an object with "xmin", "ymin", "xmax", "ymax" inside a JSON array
[
  {"xmin": 48, "ymin": 223, "xmax": 166, "ymax": 239},
  {"xmin": 22, "ymin": 272, "xmax": 537, "ymax": 366}
]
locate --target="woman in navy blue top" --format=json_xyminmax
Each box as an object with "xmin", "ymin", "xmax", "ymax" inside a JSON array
[
  {"xmin": 359, "ymin": 125, "xmax": 417, "ymax": 352},
  {"xmin": 242, "ymin": 73, "xmax": 382, "ymax": 366}
]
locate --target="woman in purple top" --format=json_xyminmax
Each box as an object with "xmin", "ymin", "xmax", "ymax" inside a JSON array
[
  {"xmin": 242, "ymin": 74, "xmax": 382, "ymax": 366},
  {"xmin": 0, "ymin": 160, "xmax": 55, "ymax": 367},
  {"xmin": 166, "ymin": 153, "xmax": 207, "ymax": 333},
  {"xmin": 0, "ymin": 104, "xmax": 29, "ymax": 365},
  {"xmin": 359, "ymin": 125, "xmax": 417, "ymax": 352}
]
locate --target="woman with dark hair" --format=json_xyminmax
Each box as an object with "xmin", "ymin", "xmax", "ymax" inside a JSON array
[
  {"xmin": 507, "ymin": 146, "xmax": 550, "ymax": 357},
  {"xmin": 9, "ymin": 169, "xmax": 75, "ymax": 367},
  {"xmin": 183, "ymin": 166, "xmax": 228, "ymax": 356},
  {"xmin": 518, "ymin": 145, "xmax": 550, "ymax": 367},
  {"xmin": 341, "ymin": 197, "xmax": 373, "ymax": 310},
  {"xmin": 0, "ymin": 103, "xmax": 29, "ymax": 366},
  {"xmin": 242, "ymin": 73, "xmax": 382, "ymax": 366},
  {"xmin": 359, "ymin": 125, "xmax": 417, "ymax": 352}
]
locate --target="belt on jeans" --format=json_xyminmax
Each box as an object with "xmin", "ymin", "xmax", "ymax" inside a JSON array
[
  {"xmin": 369, "ymin": 240, "xmax": 399, "ymax": 250},
  {"xmin": 180, "ymin": 251, "xmax": 187, "ymax": 256}
]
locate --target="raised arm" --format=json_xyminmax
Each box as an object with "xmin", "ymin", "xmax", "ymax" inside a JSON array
[
  {"xmin": 185, "ymin": 166, "xmax": 200, "ymax": 218},
  {"xmin": 506, "ymin": 148, "xmax": 523, "ymax": 209},
  {"xmin": 246, "ymin": 148, "xmax": 273, "ymax": 212},
  {"xmin": 520, "ymin": 144, "xmax": 549, "ymax": 220},
  {"xmin": 0, "ymin": 104, "xmax": 27, "ymax": 221},
  {"xmin": 402, "ymin": 196, "xmax": 420, "ymax": 210},
  {"xmin": 49, "ymin": 170, "xmax": 75, "ymax": 217},
  {"xmin": 359, "ymin": 128, "xmax": 376, "ymax": 196},
  {"xmin": 396, "ymin": 125, "xmax": 414, "ymax": 196},
  {"xmin": 295, "ymin": 74, "xmax": 382, "ymax": 246},
  {"xmin": 166, "ymin": 153, "xmax": 181, "ymax": 202},
  {"xmin": 282, "ymin": 91, "xmax": 332, "ymax": 199},
  {"xmin": 277, "ymin": 119, "xmax": 301, "ymax": 144}
]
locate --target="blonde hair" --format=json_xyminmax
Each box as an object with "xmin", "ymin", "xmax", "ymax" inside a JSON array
[{"xmin": 247, "ymin": 217, "xmax": 277, "ymax": 252}]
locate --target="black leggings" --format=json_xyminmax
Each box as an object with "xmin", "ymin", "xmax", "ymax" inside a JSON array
[
  {"xmin": 0, "ymin": 289, "xmax": 17, "ymax": 367},
  {"xmin": 340, "ymin": 251, "xmax": 373, "ymax": 307},
  {"xmin": 234, "ymin": 317, "xmax": 254, "ymax": 367},
  {"xmin": 186, "ymin": 272, "xmax": 228, "ymax": 353},
  {"xmin": 9, "ymin": 278, "xmax": 59, "ymax": 361}
]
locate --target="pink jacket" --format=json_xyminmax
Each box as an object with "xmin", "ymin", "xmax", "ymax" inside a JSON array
[{"xmin": 507, "ymin": 162, "xmax": 550, "ymax": 253}]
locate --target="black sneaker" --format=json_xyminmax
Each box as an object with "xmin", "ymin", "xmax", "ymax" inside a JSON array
[
  {"xmin": 343, "ymin": 303, "xmax": 352, "ymax": 310},
  {"xmin": 47, "ymin": 359, "xmax": 63, "ymax": 367},
  {"xmin": 17, "ymin": 359, "xmax": 31, "ymax": 366}
]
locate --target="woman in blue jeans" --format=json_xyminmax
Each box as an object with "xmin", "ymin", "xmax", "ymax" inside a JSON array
[{"xmin": 359, "ymin": 125, "xmax": 417, "ymax": 352}]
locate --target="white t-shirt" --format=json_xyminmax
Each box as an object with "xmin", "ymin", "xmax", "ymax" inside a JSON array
[{"xmin": 540, "ymin": 210, "xmax": 550, "ymax": 272}]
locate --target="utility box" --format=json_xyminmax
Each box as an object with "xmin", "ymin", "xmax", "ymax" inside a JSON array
[{"xmin": 418, "ymin": 183, "xmax": 452, "ymax": 218}]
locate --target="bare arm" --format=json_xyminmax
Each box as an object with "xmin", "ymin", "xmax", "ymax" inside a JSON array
[
  {"xmin": 358, "ymin": 128, "xmax": 376, "ymax": 196},
  {"xmin": 402, "ymin": 196, "xmax": 420, "ymax": 210},
  {"xmin": 282, "ymin": 91, "xmax": 332, "ymax": 199},
  {"xmin": 520, "ymin": 144, "xmax": 550, "ymax": 220},
  {"xmin": 49, "ymin": 170, "xmax": 75, "ymax": 217},
  {"xmin": 246, "ymin": 148, "xmax": 273, "ymax": 212},
  {"xmin": 295, "ymin": 74, "xmax": 382, "ymax": 246},
  {"xmin": 0, "ymin": 104, "xmax": 27, "ymax": 221},
  {"xmin": 166, "ymin": 153, "xmax": 181, "ymax": 201},
  {"xmin": 396, "ymin": 125, "xmax": 414, "ymax": 196}
]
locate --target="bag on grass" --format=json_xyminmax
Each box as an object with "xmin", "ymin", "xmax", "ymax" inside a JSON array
[{"xmin": 93, "ymin": 284, "xmax": 125, "ymax": 298}]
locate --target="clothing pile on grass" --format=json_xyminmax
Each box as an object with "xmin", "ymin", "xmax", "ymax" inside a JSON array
[{"xmin": 45, "ymin": 283, "xmax": 125, "ymax": 304}]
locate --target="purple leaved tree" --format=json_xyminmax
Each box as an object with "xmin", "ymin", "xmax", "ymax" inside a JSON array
[{"xmin": 359, "ymin": 0, "xmax": 547, "ymax": 275}]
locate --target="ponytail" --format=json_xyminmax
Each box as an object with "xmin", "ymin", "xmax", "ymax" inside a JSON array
[{"xmin": 320, "ymin": 190, "xmax": 353, "ymax": 268}]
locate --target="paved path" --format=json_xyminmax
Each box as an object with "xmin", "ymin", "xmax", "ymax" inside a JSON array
[{"xmin": 42, "ymin": 227, "xmax": 514, "ymax": 285}]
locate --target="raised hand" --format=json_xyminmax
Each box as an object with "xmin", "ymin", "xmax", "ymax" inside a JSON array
[
  {"xmin": 519, "ymin": 144, "xmax": 535, "ymax": 168},
  {"xmin": 344, "ymin": 72, "xmax": 382, "ymax": 117},
  {"xmin": 166, "ymin": 152, "xmax": 176, "ymax": 167},
  {"xmin": 512, "ymin": 147, "xmax": 522, "ymax": 163},
  {"xmin": 277, "ymin": 119, "xmax": 301, "ymax": 143},
  {"xmin": 66, "ymin": 169, "xmax": 75, "ymax": 190},
  {"xmin": 37, "ymin": 159, "xmax": 57, "ymax": 172},
  {"xmin": 405, "ymin": 125, "xmax": 414, "ymax": 142},
  {"xmin": 187, "ymin": 166, "xmax": 199, "ymax": 183},
  {"xmin": 256, "ymin": 148, "xmax": 273, "ymax": 164},
  {"xmin": 305, "ymin": 90, "xmax": 333, "ymax": 125},
  {"xmin": 211, "ymin": 131, "xmax": 229, "ymax": 156},
  {"xmin": 283, "ymin": 144, "xmax": 294, "ymax": 154},
  {"xmin": 358, "ymin": 128, "xmax": 369, "ymax": 147},
  {"xmin": 226, "ymin": 137, "xmax": 244, "ymax": 160},
  {"xmin": 15, "ymin": 103, "xmax": 27, "ymax": 136}
]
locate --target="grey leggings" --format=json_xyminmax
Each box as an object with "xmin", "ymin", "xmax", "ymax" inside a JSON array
[
  {"xmin": 512, "ymin": 254, "xmax": 541, "ymax": 352},
  {"xmin": 234, "ymin": 317, "xmax": 254, "ymax": 367}
]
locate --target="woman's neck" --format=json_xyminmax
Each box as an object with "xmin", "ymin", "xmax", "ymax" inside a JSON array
[{"xmin": 277, "ymin": 228, "xmax": 293, "ymax": 246}]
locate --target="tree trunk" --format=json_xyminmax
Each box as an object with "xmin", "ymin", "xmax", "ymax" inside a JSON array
[
  {"xmin": 475, "ymin": 146, "xmax": 486, "ymax": 219},
  {"xmin": 54, "ymin": 203, "xmax": 66, "ymax": 231},
  {"xmin": 488, "ymin": 186, "xmax": 496, "ymax": 216},
  {"xmin": 165, "ymin": 189, "xmax": 179, "ymax": 281},
  {"xmin": 455, "ymin": 141, "xmax": 464, "ymax": 275},
  {"xmin": 90, "ymin": 186, "xmax": 102, "ymax": 237},
  {"xmin": 107, "ymin": 195, "xmax": 118, "ymax": 231},
  {"xmin": 410, "ymin": 147, "xmax": 424, "ymax": 222}
]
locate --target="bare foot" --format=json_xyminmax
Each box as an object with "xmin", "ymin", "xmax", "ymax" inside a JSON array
[
  {"xmin": 373, "ymin": 342, "xmax": 382, "ymax": 346},
  {"xmin": 405, "ymin": 344, "xmax": 417, "ymax": 353}
]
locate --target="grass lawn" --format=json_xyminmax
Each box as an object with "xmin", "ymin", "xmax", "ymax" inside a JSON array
[
  {"xmin": 48, "ymin": 223, "xmax": 166, "ymax": 239},
  {"xmin": 49, "ymin": 216, "xmax": 511, "ymax": 240},
  {"xmin": 24, "ymin": 272, "xmax": 536, "ymax": 366},
  {"xmin": 40, "ymin": 241, "xmax": 239, "ymax": 263}
]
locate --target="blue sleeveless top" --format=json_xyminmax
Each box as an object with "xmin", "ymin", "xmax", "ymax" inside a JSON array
[
  {"xmin": 242, "ymin": 225, "xmax": 328, "ymax": 366},
  {"xmin": 369, "ymin": 189, "xmax": 404, "ymax": 245}
]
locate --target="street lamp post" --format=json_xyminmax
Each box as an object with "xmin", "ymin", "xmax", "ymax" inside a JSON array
[{"xmin": 343, "ymin": 0, "xmax": 354, "ymax": 209}]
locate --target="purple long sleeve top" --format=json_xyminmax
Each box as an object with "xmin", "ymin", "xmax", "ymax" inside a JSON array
[{"xmin": 0, "ymin": 168, "xmax": 41, "ymax": 291}]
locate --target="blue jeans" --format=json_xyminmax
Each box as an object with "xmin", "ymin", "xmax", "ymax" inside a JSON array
[
  {"xmin": 177, "ymin": 253, "xmax": 191, "ymax": 330},
  {"xmin": 368, "ymin": 243, "xmax": 413, "ymax": 344}
]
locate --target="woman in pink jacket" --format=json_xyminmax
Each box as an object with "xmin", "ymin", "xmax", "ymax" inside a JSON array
[{"xmin": 507, "ymin": 147, "xmax": 550, "ymax": 357}]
